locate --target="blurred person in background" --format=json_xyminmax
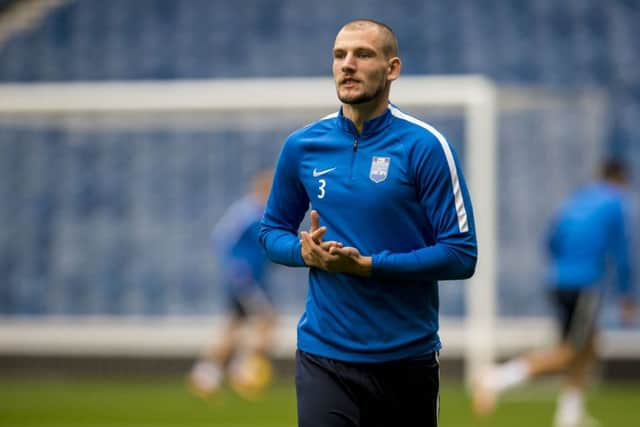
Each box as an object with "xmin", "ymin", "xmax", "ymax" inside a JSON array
[
  {"xmin": 473, "ymin": 159, "xmax": 636, "ymax": 427},
  {"xmin": 188, "ymin": 168, "xmax": 276, "ymax": 401},
  {"xmin": 260, "ymin": 19, "xmax": 477, "ymax": 427}
]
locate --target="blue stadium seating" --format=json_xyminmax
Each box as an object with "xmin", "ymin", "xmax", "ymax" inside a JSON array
[{"xmin": 0, "ymin": 0, "xmax": 638, "ymax": 319}]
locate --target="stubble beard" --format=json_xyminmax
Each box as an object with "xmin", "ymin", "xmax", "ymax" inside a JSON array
[{"xmin": 338, "ymin": 78, "xmax": 388, "ymax": 105}]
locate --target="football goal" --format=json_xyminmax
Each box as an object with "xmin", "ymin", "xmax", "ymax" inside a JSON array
[{"xmin": 2, "ymin": 76, "xmax": 632, "ymax": 384}]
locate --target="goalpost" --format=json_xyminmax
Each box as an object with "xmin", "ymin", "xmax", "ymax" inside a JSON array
[{"xmin": 2, "ymin": 76, "xmax": 631, "ymax": 384}]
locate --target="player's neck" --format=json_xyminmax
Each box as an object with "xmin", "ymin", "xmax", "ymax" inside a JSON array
[{"xmin": 342, "ymin": 97, "xmax": 389, "ymax": 134}]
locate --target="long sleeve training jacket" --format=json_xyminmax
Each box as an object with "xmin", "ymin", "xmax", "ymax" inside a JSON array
[
  {"xmin": 546, "ymin": 182, "xmax": 633, "ymax": 299},
  {"xmin": 212, "ymin": 194, "xmax": 269, "ymax": 291},
  {"xmin": 260, "ymin": 104, "xmax": 477, "ymax": 362}
]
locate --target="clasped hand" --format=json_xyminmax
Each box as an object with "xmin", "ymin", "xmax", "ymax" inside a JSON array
[{"xmin": 299, "ymin": 210, "xmax": 372, "ymax": 277}]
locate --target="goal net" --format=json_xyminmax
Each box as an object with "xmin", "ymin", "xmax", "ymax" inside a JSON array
[{"xmin": 2, "ymin": 76, "xmax": 632, "ymax": 382}]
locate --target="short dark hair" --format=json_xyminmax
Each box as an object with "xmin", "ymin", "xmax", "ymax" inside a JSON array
[
  {"xmin": 600, "ymin": 158, "xmax": 629, "ymax": 182},
  {"xmin": 341, "ymin": 19, "xmax": 399, "ymax": 58}
]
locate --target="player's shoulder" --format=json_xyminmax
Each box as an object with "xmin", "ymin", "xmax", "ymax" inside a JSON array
[
  {"xmin": 584, "ymin": 182, "xmax": 626, "ymax": 203},
  {"xmin": 388, "ymin": 104, "xmax": 449, "ymax": 152},
  {"xmin": 215, "ymin": 195, "xmax": 262, "ymax": 228},
  {"xmin": 286, "ymin": 110, "xmax": 339, "ymax": 142}
]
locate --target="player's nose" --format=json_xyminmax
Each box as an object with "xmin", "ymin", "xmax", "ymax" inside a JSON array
[{"xmin": 341, "ymin": 53, "xmax": 357, "ymax": 72}]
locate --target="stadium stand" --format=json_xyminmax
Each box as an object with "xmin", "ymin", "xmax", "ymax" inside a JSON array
[{"xmin": 0, "ymin": 0, "xmax": 638, "ymax": 322}]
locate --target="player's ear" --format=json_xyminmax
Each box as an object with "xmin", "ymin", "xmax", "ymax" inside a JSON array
[{"xmin": 387, "ymin": 57, "xmax": 401, "ymax": 82}]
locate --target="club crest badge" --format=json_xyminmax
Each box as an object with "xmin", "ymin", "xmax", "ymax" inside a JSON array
[{"xmin": 369, "ymin": 156, "xmax": 390, "ymax": 183}]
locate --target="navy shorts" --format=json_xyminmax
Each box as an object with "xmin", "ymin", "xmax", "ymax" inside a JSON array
[
  {"xmin": 550, "ymin": 288, "xmax": 600, "ymax": 351},
  {"xmin": 295, "ymin": 350, "xmax": 440, "ymax": 427}
]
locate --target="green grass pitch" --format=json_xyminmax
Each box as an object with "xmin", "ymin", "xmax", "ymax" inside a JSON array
[{"xmin": 1, "ymin": 378, "xmax": 638, "ymax": 426}]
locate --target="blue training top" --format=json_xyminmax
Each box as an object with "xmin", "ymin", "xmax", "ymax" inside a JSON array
[
  {"xmin": 546, "ymin": 182, "xmax": 633, "ymax": 297},
  {"xmin": 212, "ymin": 194, "xmax": 269, "ymax": 292},
  {"xmin": 259, "ymin": 104, "xmax": 477, "ymax": 363}
]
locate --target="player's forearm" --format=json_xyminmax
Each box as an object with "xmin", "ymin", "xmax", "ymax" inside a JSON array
[
  {"xmin": 371, "ymin": 240, "xmax": 477, "ymax": 281},
  {"xmin": 259, "ymin": 228, "xmax": 306, "ymax": 267},
  {"xmin": 614, "ymin": 245, "xmax": 633, "ymax": 297}
]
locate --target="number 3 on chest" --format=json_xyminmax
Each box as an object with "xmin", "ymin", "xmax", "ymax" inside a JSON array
[{"xmin": 317, "ymin": 179, "xmax": 326, "ymax": 199}]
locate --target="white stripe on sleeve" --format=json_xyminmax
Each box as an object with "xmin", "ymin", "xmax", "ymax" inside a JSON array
[{"xmin": 389, "ymin": 105, "xmax": 469, "ymax": 233}]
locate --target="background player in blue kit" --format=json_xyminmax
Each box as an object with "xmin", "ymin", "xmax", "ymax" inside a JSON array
[
  {"xmin": 260, "ymin": 19, "xmax": 477, "ymax": 427},
  {"xmin": 473, "ymin": 159, "xmax": 636, "ymax": 427},
  {"xmin": 189, "ymin": 169, "xmax": 276, "ymax": 400}
]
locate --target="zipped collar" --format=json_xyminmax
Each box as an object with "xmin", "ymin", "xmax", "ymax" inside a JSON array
[{"xmin": 336, "ymin": 104, "xmax": 393, "ymax": 138}]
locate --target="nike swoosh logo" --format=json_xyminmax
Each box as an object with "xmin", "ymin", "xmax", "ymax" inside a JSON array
[{"xmin": 313, "ymin": 167, "xmax": 337, "ymax": 177}]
